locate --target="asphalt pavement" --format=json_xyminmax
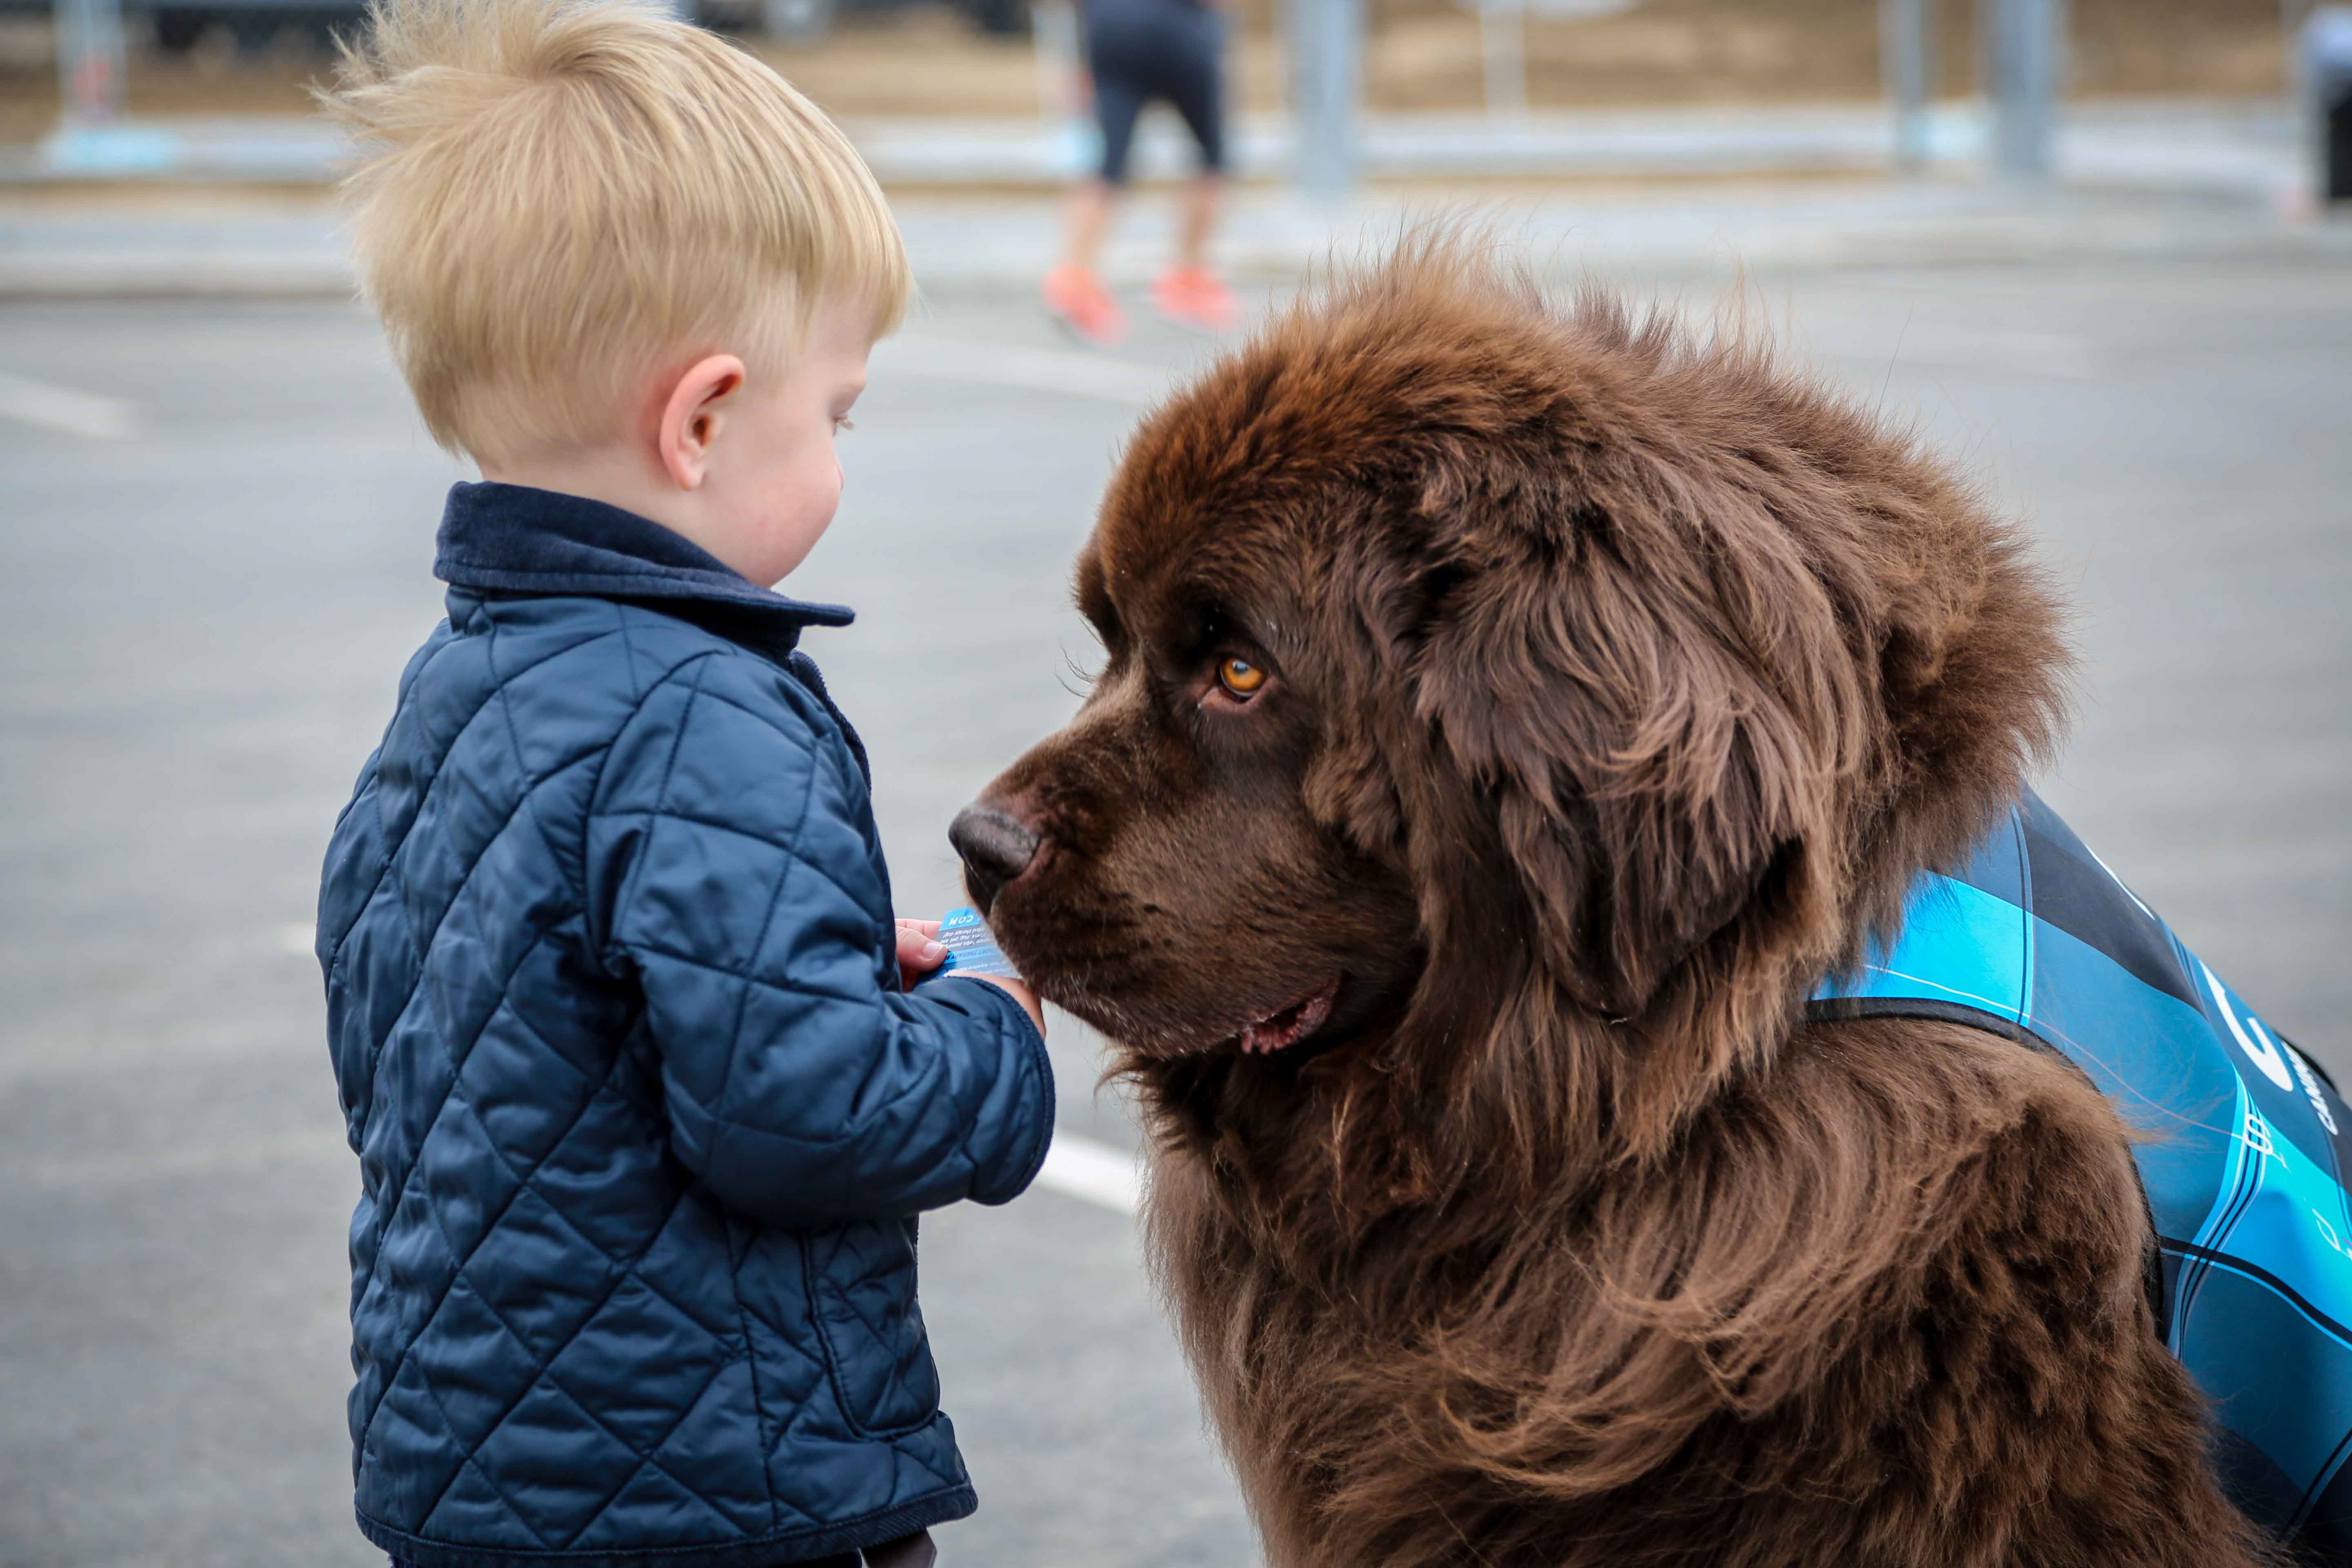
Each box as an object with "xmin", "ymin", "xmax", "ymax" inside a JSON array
[{"xmin": 2, "ymin": 257, "xmax": 2348, "ymax": 1567}]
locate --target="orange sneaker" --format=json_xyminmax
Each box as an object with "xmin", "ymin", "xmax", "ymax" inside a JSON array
[
  {"xmin": 1043, "ymin": 265, "xmax": 1125, "ymax": 347},
  {"xmin": 1151, "ymin": 265, "xmax": 1240, "ymax": 332}
]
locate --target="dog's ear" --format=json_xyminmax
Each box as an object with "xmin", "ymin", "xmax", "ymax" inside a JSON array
[{"xmin": 1392, "ymin": 477, "xmax": 1867, "ymax": 1020}]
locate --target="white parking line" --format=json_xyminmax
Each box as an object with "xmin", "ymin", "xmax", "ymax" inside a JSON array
[
  {"xmin": 1033, "ymin": 1133, "xmax": 1144, "ymax": 1215},
  {"xmin": 31, "ymin": 1127, "xmax": 348, "ymax": 1191},
  {"xmin": 33, "ymin": 1122, "xmax": 1145, "ymax": 1226},
  {"xmin": 275, "ymin": 920, "xmax": 1146, "ymax": 1216},
  {"xmin": 878, "ymin": 337, "xmax": 1171, "ymax": 406},
  {"xmin": 0, "ymin": 368, "xmax": 138, "ymax": 439}
]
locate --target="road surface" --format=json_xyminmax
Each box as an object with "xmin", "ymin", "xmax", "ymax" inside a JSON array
[{"xmin": 2, "ymin": 256, "xmax": 2347, "ymax": 1566}]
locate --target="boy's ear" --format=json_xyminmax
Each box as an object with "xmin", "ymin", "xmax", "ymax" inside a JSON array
[{"xmin": 656, "ymin": 354, "xmax": 746, "ymax": 491}]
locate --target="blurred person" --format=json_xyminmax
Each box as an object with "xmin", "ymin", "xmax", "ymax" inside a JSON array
[
  {"xmin": 1044, "ymin": 0, "xmax": 1237, "ymax": 343},
  {"xmin": 316, "ymin": 4, "xmax": 1055, "ymax": 1566}
]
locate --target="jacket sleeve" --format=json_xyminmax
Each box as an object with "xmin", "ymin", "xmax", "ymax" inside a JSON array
[{"xmin": 584, "ymin": 653, "xmax": 1054, "ymax": 1231}]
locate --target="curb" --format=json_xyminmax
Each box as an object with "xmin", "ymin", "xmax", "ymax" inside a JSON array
[
  {"xmin": 1, "ymin": 98, "xmax": 2309, "ymax": 194},
  {"xmin": 4, "ymin": 186, "xmax": 2348, "ymax": 300},
  {"xmin": 0, "ymin": 254, "xmax": 356, "ymax": 297}
]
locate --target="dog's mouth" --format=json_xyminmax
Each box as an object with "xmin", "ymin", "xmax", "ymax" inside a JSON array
[{"xmin": 1228, "ymin": 975, "xmax": 1341, "ymax": 1056}]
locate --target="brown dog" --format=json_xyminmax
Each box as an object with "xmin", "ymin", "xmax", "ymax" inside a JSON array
[{"xmin": 951, "ymin": 240, "xmax": 2279, "ymax": 1567}]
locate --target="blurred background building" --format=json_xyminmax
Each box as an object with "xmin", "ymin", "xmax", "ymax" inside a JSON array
[{"xmin": 0, "ymin": 0, "xmax": 2341, "ymax": 195}]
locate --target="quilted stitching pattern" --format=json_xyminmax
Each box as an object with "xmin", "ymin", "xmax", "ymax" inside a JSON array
[{"xmin": 320, "ymin": 589, "xmax": 1054, "ymax": 1566}]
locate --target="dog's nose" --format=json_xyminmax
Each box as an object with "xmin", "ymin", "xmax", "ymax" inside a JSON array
[{"xmin": 949, "ymin": 803, "xmax": 1042, "ymax": 904}]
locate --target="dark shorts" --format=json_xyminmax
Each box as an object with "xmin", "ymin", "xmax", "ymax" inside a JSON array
[{"xmin": 1085, "ymin": 0, "xmax": 1226, "ymax": 183}]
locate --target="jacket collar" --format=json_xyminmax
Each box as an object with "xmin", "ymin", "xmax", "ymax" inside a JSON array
[{"xmin": 433, "ymin": 481, "xmax": 855, "ymax": 635}]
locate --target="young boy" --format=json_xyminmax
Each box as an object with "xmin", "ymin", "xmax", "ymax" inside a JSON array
[{"xmin": 312, "ymin": 5, "xmax": 1054, "ymax": 1566}]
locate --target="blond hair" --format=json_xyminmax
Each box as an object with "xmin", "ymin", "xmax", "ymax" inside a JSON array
[{"xmin": 322, "ymin": 0, "xmax": 909, "ymax": 463}]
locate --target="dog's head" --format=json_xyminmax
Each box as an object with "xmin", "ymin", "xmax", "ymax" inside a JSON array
[{"xmin": 958, "ymin": 240, "xmax": 2067, "ymax": 1158}]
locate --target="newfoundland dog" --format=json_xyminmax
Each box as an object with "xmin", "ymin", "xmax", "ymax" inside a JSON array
[{"xmin": 949, "ymin": 239, "xmax": 2281, "ymax": 1567}]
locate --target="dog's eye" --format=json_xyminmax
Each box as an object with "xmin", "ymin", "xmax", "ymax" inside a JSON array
[{"xmin": 1217, "ymin": 657, "xmax": 1268, "ymax": 699}]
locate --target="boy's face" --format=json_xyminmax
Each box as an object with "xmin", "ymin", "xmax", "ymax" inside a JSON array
[{"xmin": 702, "ymin": 297, "xmax": 872, "ymax": 588}]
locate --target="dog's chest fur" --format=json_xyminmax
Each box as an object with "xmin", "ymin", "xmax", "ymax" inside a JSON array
[{"xmin": 1138, "ymin": 1021, "xmax": 2275, "ymax": 1568}]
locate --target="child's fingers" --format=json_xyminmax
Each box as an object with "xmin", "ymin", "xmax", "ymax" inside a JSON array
[{"xmin": 895, "ymin": 922, "xmax": 949, "ymax": 971}]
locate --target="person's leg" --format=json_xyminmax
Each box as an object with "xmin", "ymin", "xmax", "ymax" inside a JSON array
[
  {"xmin": 1176, "ymin": 171, "xmax": 1222, "ymax": 272},
  {"xmin": 1149, "ymin": 7, "xmax": 1238, "ymax": 329},
  {"xmin": 1061, "ymin": 177, "xmax": 1117, "ymax": 274},
  {"xmin": 1046, "ymin": 42, "xmax": 1141, "ymax": 343},
  {"xmin": 1167, "ymin": 9, "xmax": 1225, "ymax": 265},
  {"xmin": 1079, "ymin": 58, "xmax": 1144, "ymax": 272},
  {"xmin": 1045, "ymin": 174, "xmax": 1125, "ymax": 344}
]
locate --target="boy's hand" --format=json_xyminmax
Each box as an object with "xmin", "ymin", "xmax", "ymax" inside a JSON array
[
  {"xmin": 894, "ymin": 918, "xmax": 947, "ymax": 991},
  {"xmin": 895, "ymin": 915, "xmax": 1047, "ymax": 1038},
  {"xmin": 967, "ymin": 972, "xmax": 1047, "ymax": 1039}
]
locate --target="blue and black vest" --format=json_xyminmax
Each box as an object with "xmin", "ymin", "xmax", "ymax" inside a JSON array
[{"xmin": 1811, "ymin": 792, "xmax": 2352, "ymax": 1557}]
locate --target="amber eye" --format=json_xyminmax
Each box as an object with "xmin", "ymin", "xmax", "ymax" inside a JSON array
[{"xmin": 1217, "ymin": 656, "xmax": 1268, "ymax": 698}]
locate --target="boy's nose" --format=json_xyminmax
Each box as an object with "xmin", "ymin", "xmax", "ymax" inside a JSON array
[{"xmin": 949, "ymin": 801, "xmax": 1042, "ymax": 907}]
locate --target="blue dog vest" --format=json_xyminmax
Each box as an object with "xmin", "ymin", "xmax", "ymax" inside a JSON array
[{"xmin": 1810, "ymin": 792, "xmax": 2352, "ymax": 1557}]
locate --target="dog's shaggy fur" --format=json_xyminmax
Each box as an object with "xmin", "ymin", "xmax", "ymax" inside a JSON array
[{"xmin": 962, "ymin": 239, "xmax": 2281, "ymax": 1567}]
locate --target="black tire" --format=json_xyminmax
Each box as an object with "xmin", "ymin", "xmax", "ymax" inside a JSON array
[
  {"xmin": 308, "ymin": 9, "xmax": 363, "ymax": 53},
  {"xmin": 690, "ymin": 0, "xmax": 750, "ymax": 33},
  {"xmin": 2330, "ymin": 90, "xmax": 2352, "ymax": 203},
  {"xmin": 760, "ymin": 0, "xmax": 835, "ymax": 42},
  {"xmin": 970, "ymin": 0, "xmax": 1028, "ymax": 37},
  {"xmin": 153, "ymin": 8, "xmax": 209, "ymax": 53},
  {"xmin": 229, "ymin": 11, "xmax": 280, "ymax": 56}
]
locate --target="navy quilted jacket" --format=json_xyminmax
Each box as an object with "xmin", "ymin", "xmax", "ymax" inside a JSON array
[{"xmin": 318, "ymin": 483, "xmax": 1054, "ymax": 1568}]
